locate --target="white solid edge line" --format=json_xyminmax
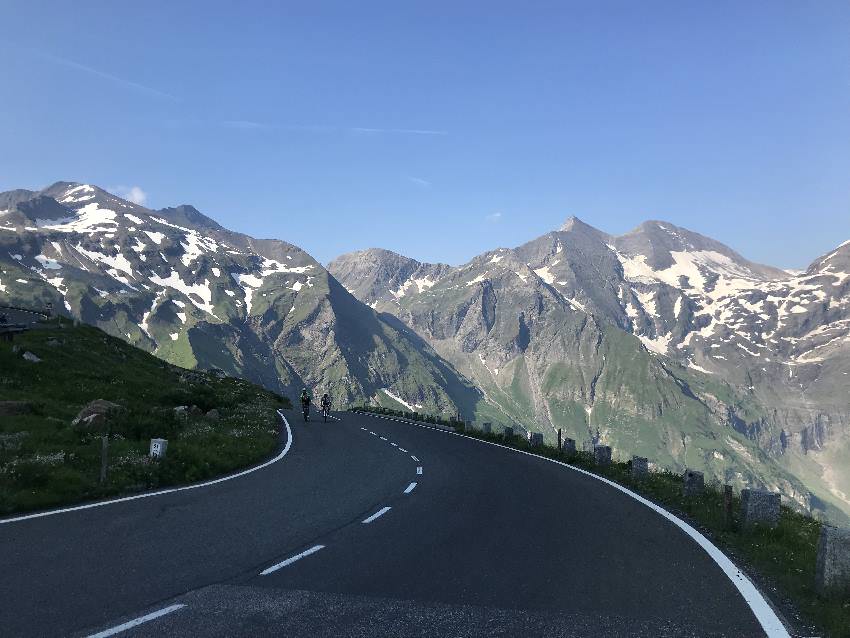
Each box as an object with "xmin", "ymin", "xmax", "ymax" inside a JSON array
[
  {"xmin": 362, "ymin": 506, "xmax": 392, "ymax": 524},
  {"xmin": 86, "ymin": 604, "xmax": 187, "ymax": 638},
  {"xmin": 260, "ymin": 544, "xmax": 325, "ymax": 576},
  {"xmin": 359, "ymin": 413, "xmax": 790, "ymax": 638},
  {"xmin": 404, "ymin": 482, "xmax": 417, "ymax": 494},
  {"xmin": 1, "ymin": 411, "xmax": 294, "ymax": 525}
]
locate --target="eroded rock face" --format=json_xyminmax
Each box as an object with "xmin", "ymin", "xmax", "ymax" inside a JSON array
[{"xmin": 71, "ymin": 400, "xmax": 123, "ymax": 432}]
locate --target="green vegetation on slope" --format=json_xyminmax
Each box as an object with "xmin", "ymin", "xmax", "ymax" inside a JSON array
[
  {"xmin": 0, "ymin": 319, "xmax": 291, "ymax": 516},
  {"xmin": 353, "ymin": 405, "xmax": 849, "ymax": 638}
]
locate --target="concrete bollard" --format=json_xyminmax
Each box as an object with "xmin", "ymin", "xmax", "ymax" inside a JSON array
[
  {"xmin": 562, "ymin": 438, "xmax": 576, "ymax": 454},
  {"xmin": 149, "ymin": 438, "xmax": 168, "ymax": 459},
  {"xmin": 683, "ymin": 469, "xmax": 704, "ymax": 497},
  {"xmin": 816, "ymin": 525, "xmax": 850, "ymax": 596},
  {"xmin": 482, "ymin": 422, "xmax": 492, "ymax": 434},
  {"xmin": 593, "ymin": 445, "xmax": 611, "ymax": 466},
  {"xmin": 528, "ymin": 432, "xmax": 544, "ymax": 447},
  {"xmin": 741, "ymin": 489, "xmax": 781, "ymax": 528},
  {"xmin": 503, "ymin": 426, "xmax": 514, "ymax": 440},
  {"xmin": 631, "ymin": 456, "xmax": 649, "ymax": 479}
]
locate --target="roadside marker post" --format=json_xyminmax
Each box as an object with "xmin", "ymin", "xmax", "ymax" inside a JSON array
[{"xmin": 149, "ymin": 438, "xmax": 168, "ymax": 459}]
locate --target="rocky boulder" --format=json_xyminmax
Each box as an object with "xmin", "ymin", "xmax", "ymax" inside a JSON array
[{"xmin": 71, "ymin": 400, "xmax": 123, "ymax": 432}]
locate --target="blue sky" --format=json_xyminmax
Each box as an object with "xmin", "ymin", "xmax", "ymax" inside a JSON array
[{"xmin": 1, "ymin": 1, "xmax": 848, "ymax": 269}]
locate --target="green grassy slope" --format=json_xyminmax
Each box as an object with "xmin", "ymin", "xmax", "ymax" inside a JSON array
[{"xmin": 0, "ymin": 318, "xmax": 290, "ymax": 516}]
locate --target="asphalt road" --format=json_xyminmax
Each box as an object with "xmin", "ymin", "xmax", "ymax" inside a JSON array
[{"xmin": 0, "ymin": 411, "xmax": 775, "ymax": 637}]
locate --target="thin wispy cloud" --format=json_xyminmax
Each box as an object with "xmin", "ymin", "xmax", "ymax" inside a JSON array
[
  {"xmin": 407, "ymin": 176, "xmax": 432, "ymax": 187},
  {"xmin": 34, "ymin": 50, "xmax": 179, "ymax": 101},
  {"xmin": 168, "ymin": 120, "xmax": 447, "ymax": 138},
  {"xmin": 486, "ymin": 212, "xmax": 503, "ymax": 222},
  {"xmin": 352, "ymin": 127, "xmax": 448, "ymax": 136},
  {"xmin": 112, "ymin": 185, "xmax": 148, "ymax": 205}
]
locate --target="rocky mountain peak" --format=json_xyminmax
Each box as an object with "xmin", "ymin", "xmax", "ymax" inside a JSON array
[{"xmin": 157, "ymin": 204, "xmax": 224, "ymax": 231}]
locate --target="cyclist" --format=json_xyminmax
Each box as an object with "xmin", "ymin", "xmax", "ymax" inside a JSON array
[
  {"xmin": 299, "ymin": 388, "xmax": 311, "ymax": 422},
  {"xmin": 320, "ymin": 393, "xmax": 331, "ymax": 422}
]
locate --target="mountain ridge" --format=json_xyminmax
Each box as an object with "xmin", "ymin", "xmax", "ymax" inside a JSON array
[
  {"xmin": 0, "ymin": 181, "xmax": 492, "ymax": 422},
  {"xmin": 329, "ymin": 217, "xmax": 850, "ymax": 524}
]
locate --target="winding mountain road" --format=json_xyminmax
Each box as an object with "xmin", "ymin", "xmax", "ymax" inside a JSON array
[{"xmin": 0, "ymin": 411, "xmax": 786, "ymax": 637}]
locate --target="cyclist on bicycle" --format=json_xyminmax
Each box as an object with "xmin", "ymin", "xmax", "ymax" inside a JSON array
[{"xmin": 320, "ymin": 393, "xmax": 331, "ymax": 421}]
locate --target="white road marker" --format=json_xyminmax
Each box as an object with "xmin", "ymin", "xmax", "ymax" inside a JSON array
[
  {"xmin": 361, "ymin": 427, "xmax": 367, "ymax": 431},
  {"xmin": 260, "ymin": 544, "xmax": 325, "ymax": 575},
  {"xmin": 369, "ymin": 431, "xmax": 377, "ymax": 436},
  {"xmin": 380, "ymin": 436, "xmax": 387, "ymax": 441},
  {"xmin": 2, "ymin": 412, "xmax": 294, "ymax": 526},
  {"xmin": 411, "ymin": 455, "xmax": 419, "ymax": 462},
  {"xmin": 390, "ymin": 442, "xmax": 398, "ymax": 447},
  {"xmin": 86, "ymin": 604, "xmax": 187, "ymax": 638},
  {"xmin": 362, "ymin": 506, "xmax": 392, "ymax": 524},
  {"xmin": 399, "ymin": 448, "xmax": 408, "ymax": 453},
  {"xmin": 360, "ymin": 413, "xmax": 790, "ymax": 638},
  {"xmin": 404, "ymin": 482, "xmax": 417, "ymax": 494},
  {"xmin": 416, "ymin": 466, "xmax": 423, "ymax": 475}
]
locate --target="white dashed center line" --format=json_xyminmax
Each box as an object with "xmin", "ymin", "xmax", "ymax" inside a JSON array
[
  {"xmin": 260, "ymin": 545, "xmax": 325, "ymax": 575},
  {"xmin": 86, "ymin": 604, "xmax": 187, "ymax": 638},
  {"xmin": 404, "ymin": 482, "xmax": 417, "ymax": 494},
  {"xmin": 362, "ymin": 506, "xmax": 392, "ymax": 524}
]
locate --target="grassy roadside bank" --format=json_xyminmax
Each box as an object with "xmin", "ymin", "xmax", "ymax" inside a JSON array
[
  {"xmin": 0, "ymin": 319, "xmax": 291, "ymax": 516},
  {"xmin": 352, "ymin": 405, "xmax": 849, "ymax": 638}
]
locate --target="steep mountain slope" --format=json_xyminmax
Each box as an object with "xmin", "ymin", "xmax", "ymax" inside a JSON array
[
  {"xmin": 0, "ymin": 182, "xmax": 487, "ymax": 418},
  {"xmin": 329, "ymin": 220, "xmax": 850, "ymax": 522}
]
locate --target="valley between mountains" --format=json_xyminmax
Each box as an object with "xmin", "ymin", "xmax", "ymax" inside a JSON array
[{"xmin": 2, "ymin": 182, "xmax": 849, "ymax": 524}]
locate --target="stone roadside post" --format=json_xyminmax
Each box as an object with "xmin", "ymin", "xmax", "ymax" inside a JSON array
[
  {"xmin": 816, "ymin": 525, "xmax": 850, "ymax": 596},
  {"xmin": 740, "ymin": 489, "xmax": 781, "ymax": 528},
  {"xmin": 150, "ymin": 438, "xmax": 168, "ymax": 459},
  {"xmin": 528, "ymin": 432, "xmax": 544, "ymax": 447},
  {"xmin": 593, "ymin": 445, "xmax": 611, "ymax": 466},
  {"xmin": 683, "ymin": 470, "xmax": 704, "ymax": 497},
  {"xmin": 631, "ymin": 456, "xmax": 648, "ymax": 479}
]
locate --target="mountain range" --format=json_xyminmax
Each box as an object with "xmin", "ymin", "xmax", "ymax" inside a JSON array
[{"xmin": 2, "ymin": 182, "xmax": 848, "ymax": 523}]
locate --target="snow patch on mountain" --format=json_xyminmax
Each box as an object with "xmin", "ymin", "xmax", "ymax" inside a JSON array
[
  {"xmin": 380, "ymin": 388, "xmax": 422, "ymax": 411},
  {"xmin": 38, "ymin": 202, "xmax": 118, "ymax": 234},
  {"xmin": 149, "ymin": 271, "xmax": 217, "ymax": 317},
  {"xmin": 533, "ymin": 265, "xmax": 555, "ymax": 284},
  {"xmin": 144, "ymin": 231, "xmax": 165, "ymax": 244},
  {"xmin": 35, "ymin": 255, "xmax": 62, "ymax": 270}
]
